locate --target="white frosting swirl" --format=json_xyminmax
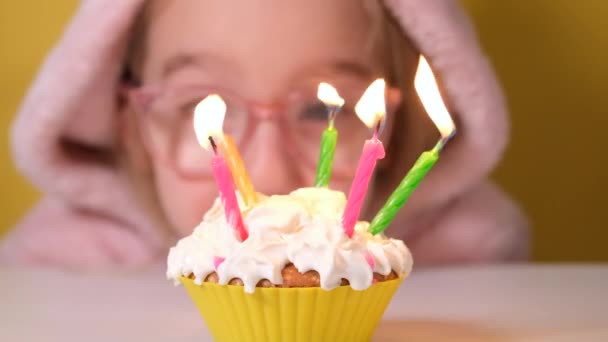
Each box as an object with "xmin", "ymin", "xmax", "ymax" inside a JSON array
[{"xmin": 167, "ymin": 187, "xmax": 412, "ymax": 293}]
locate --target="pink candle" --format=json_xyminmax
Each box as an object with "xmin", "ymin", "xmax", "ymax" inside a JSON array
[
  {"xmin": 212, "ymin": 153, "xmax": 248, "ymax": 241},
  {"xmin": 342, "ymin": 134, "xmax": 385, "ymax": 237},
  {"xmin": 193, "ymin": 95, "xmax": 249, "ymax": 242}
]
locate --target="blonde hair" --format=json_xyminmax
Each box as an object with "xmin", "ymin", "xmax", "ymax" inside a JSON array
[{"xmin": 120, "ymin": 1, "xmax": 437, "ymax": 231}]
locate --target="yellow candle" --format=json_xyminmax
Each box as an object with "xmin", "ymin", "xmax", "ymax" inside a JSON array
[{"xmin": 219, "ymin": 135, "xmax": 257, "ymax": 205}]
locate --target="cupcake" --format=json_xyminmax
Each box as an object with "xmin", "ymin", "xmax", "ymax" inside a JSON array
[{"xmin": 167, "ymin": 187, "xmax": 413, "ymax": 341}]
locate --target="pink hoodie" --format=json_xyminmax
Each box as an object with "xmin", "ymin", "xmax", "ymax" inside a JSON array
[{"xmin": 1, "ymin": 0, "xmax": 528, "ymax": 269}]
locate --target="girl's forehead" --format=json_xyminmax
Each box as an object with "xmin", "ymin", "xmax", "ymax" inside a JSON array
[{"xmin": 142, "ymin": 0, "xmax": 383, "ymax": 89}]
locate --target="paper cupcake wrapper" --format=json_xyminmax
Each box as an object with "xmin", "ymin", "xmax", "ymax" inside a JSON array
[{"xmin": 180, "ymin": 276, "xmax": 404, "ymax": 342}]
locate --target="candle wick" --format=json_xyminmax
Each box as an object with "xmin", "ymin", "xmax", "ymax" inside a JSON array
[
  {"xmin": 433, "ymin": 129, "xmax": 457, "ymax": 153},
  {"xmin": 209, "ymin": 136, "xmax": 218, "ymax": 155},
  {"xmin": 328, "ymin": 112, "xmax": 336, "ymax": 129},
  {"xmin": 327, "ymin": 106, "xmax": 340, "ymax": 129},
  {"xmin": 448, "ymin": 128, "xmax": 457, "ymax": 141},
  {"xmin": 432, "ymin": 139, "xmax": 444, "ymax": 153},
  {"xmin": 373, "ymin": 121, "xmax": 382, "ymax": 140}
]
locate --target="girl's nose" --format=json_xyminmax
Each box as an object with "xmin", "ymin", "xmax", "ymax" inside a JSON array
[
  {"xmin": 245, "ymin": 121, "xmax": 302, "ymax": 195},
  {"xmin": 249, "ymin": 101, "xmax": 283, "ymax": 120}
]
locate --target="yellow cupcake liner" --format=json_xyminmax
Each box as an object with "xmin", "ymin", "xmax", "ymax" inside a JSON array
[{"xmin": 180, "ymin": 276, "xmax": 404, "ymax": 342}]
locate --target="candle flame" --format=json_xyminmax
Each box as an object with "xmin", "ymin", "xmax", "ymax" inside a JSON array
[
  {"xmin": 414, "ymin": 56, "xmax": 456, "ymax": 138},
  {"xmin": 317, "ymin": 82, "xmax": 345, "ymax": 108},
  {"xmin": 354, "ymin": 78, "xmax": 386, "ymax": 128},
  {"xmin": 193, "ymin": 94, "xmax": 226, "ymax": 150}
]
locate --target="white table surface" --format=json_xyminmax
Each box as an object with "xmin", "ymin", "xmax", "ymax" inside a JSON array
[{"xmin": 1, "ymin": 264, "xmax": 607, "ymax": 341}]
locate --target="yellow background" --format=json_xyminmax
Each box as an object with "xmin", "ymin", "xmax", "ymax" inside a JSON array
[{"xmin": 1, "ymin": 1, "xmax": 606, "ymax": 261}]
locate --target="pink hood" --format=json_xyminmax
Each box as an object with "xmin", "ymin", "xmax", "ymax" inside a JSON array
[{"xmin": 2, "ymin": 0, "xmax": 528, "ymax": 269}]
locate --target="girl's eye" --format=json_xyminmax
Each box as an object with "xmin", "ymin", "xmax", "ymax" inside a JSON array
[
  {"xmin": 179, "ymin": 103, "xmax": 195, "ymax": 117},
  {"xmin": 179, "ymin": 98, "xmax": 206, "ymax": 118},
  {"xmin": 298, "ymin": 102, "xmax": 328, "ymax": 121}
]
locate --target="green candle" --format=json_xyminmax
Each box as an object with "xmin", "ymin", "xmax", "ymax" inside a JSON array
[
  {"xmin": 314, "ymin": 82, "xmax": 344, "ymax": 187},
  {"xmin": 367, "ymin": 55, "xmax": 458, "ymax": 235},
  {"xmin": 367, "ymin": 142, "xmax": 441, "ymax": 235},
  {"xmin": 314, "ymin": 122, "xmax": 338, "ymax": 187}
]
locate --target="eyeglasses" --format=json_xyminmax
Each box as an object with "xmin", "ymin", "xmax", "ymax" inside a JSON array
[{"xmin": 127, "ymin": 79, "xmax": 402, "ymax": 179}]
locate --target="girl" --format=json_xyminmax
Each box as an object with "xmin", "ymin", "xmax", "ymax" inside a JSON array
[{"xmin": 2, "ymin": 0, "xmax": 528, "ymax": 268}]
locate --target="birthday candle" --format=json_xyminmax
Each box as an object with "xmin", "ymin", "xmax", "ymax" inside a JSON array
[
  {"xmin": 342, "ymin": 79, "xmax": 387, "ymax": 238},
  {"xmin": 193, "ymin": 95, "xmax": 248, "ymax": 241},
  {"xmin": 219, "ymin": 135, "xmax": 257, "ymax": 205},
  {"xmin": 343, "ymin": 134, "xmax": 385, "ymax": 237},
  {"xmin": 368, "ymin": 143, "xmax": 439, "ymax": 235},
  {"xmin": 314, "ymin": 83, "xmax": 344, "ymax": 187},
  {"xmin": 368, "ymin": 56, "xmax": 456, "ymax": 235},
  {"xmin": 315, "ymin": 127, "xmax": 338, "ymax": 187},
  {"xmin": 211, "ymin": 141, "xmax": 248, "ymax": 241}
]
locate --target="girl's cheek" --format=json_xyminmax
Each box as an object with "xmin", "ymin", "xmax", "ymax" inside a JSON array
[{"xmin": 153, "ymin": 166, "xmax": 217, "ymax": 236}]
